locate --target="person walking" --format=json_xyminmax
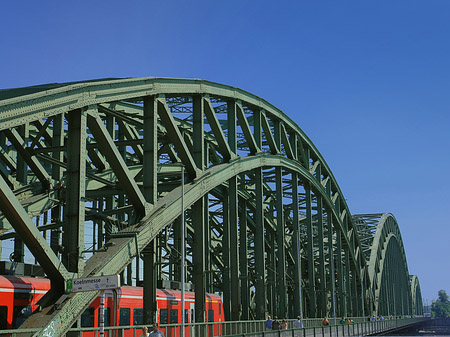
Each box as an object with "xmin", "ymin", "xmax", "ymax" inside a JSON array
[
  {"xmin": 281, "ymin": 319, "xmax": 287, "ymax": 329},
  {"xmin": 139, "ymin": 326, "xmax": 150, "ymax": 337},
  {"xmin": 265, "ymin": 316, "xmax": 273, "ymax": 330},
  {"xmin": 272, "ymin": 316, "xmax": 281, "ymax": 330},
  {"xmin": 149, "ymin": 323, "xmax": 164, "ymax": 337},
  {"xmin": 293, "ymin": 316, "xmax": 303, "ymax": 329}
]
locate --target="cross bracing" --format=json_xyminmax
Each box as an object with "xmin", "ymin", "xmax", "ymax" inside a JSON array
[{"xmin": 0, "ymin": 78, "xmax": 422, "ymax": 336}]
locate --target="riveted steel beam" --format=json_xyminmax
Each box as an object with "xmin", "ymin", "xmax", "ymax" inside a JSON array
[
  {"xmin": 87, "ymin": 109, "xmax": 147, "ymax": 217},
  {"xmin": 0, "ymin": 174, "xmax": 70, "ymax": 282},
  {"xmin": 5, "ymin": 128, "xmax": 51, "ymax": 189},
  {"xmin": 157, "ymin": 98, "xmax": 198, "ymax": 178},
  {"xmin": 236, "ymin": 102, "xmax": 259, "ymax": 155}
]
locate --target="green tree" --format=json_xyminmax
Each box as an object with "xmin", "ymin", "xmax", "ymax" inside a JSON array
[{"xmin": 431, "ymin": 290, "xmax": 450, "ymax": 318}]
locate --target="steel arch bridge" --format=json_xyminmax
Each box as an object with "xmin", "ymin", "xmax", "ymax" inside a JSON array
[{"xmin": 0, "ymin": 78, "xmax": 422, "ymax": 336}]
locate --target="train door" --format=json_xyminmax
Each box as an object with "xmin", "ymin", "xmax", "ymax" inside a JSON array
[{"xmin": 190, "ymin": 303, "xmax": 195, "ymax": 337}]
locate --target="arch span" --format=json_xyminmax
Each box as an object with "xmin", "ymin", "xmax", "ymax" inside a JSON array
[
  {"xmin": 354, "ymin": 213, "xmax": 422, "ymax": 316},
  {"xmin": 0, "ymin": 78, "xmax": 422, "ymax": 335}
]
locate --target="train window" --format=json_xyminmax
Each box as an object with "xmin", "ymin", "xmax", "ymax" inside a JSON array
[
  {"xmin": 208, "ymin": 310, "xmax": 214, "ymax": 322},
  {"xmin": 191, "ymin": 309, "xmax": 194, "ymax": 323},
  {"xmin": 170, "ymin": 309, "xmax": 178, "ymax": 324},
  {"xmin": 15, "ymin": 306, "xmax": 32, "ymax": 328},
  {"xmin": 119, "ymin": 308, "xmax": 131, "ymax": 326},
  {"xmin": 160, "ymin": 309, "xmax": 168, "ymax": 324},
  {"xmin": 219, "ymin": 303, "xmax": 221, "ymax": 315},
  {"xmin": 133, "ymin": 308, "xmax": 143, "ymax": 325},
  {"xmin": 81, "ymin": 307, "xmax": 95, "ymax": 327},
  {"xmin": 0, "ymin": 306, "xmax": 7, "ymax": 330},
  {"xmin": 14, "ymin": 291, "xmax": 32, "ymax": 301},
  {"xmin": 184, "ymin": 309, "xmax": 189, "ymax": 323},
  {"xmin": 98, "ymin": 307, "xmax": 110, "ymax": 327}
]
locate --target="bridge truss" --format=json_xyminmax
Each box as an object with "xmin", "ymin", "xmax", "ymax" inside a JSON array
[{"xmin": 0, "ymin": 78, "xmax": 422, "ymax": 336}]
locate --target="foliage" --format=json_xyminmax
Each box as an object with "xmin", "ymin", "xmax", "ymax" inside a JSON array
[{"xmin": 432, "ymin": 290, "xmax": 450, "ymax": 318}]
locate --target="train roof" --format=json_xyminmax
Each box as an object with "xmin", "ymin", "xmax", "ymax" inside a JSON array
[{"xmin": 0, "ymin": 275, "xmax": 51, "ymax": 290}]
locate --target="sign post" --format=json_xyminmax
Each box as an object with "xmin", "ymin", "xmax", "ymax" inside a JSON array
[
  {"xmin": 66, "ymin": 275, "xmax": 120, "ymax": 293},
  {"xmin": 66, "ymin": 275, "xmax": 120, "ymax": 336}
]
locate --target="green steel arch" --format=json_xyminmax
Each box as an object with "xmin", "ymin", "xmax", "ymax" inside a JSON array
[
  {"xmin": 410, "ymin": 275, "xmax": 424, "ymax": 315},
  {"xmin": 353, "ymin": 213, "xmax": 422, "ymax": 316},
  {"xmin": 0, "ymin": 78, "xmax": 421, "ymax": 336}
]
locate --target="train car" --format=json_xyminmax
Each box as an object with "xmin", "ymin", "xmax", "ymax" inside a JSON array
[
  {"xmin": 0, "ymin": 275, "xmax": 224, "ymax": 336},
  {"xmin": 0, "ymin": 275, "xmax": 50, "ymax": 329}
]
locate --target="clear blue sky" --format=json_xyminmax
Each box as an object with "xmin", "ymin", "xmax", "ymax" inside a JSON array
[{"xmin": 1, "ymin": 1, "xmax": 449, "ymax": 303}]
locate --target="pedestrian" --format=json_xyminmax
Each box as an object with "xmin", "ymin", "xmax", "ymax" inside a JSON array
[
  {"xmin": 293, "ymin": 316, "xmax": 303, "ymax": 329},
  {"xmin": 272, "ymin": 316, "xmax": 281, "ymax": 330},
  {"xmin": 340, "ymin": 317, "xmax": 346, "ymax": 324},
  {"xmin": 149, "ymin": 323, "xmax": 164, "ymax": 337},
  {"xmin": 371, "ymin": 315, "xmax": 376, "ymax": 322},
  {"xmin": 281, "ymin": 319, "xmax": 287, "ymax": 329},
  {"xmin": 322, "ymin": 317, "xmax": 329, "ymax": 326},
  {"xmin": 139, "ymin": 326, "xmax": 150, "ymax": 337},
  {"xmin": 265, "ymin": 316, "xmax": 273, "ymax": 330}
]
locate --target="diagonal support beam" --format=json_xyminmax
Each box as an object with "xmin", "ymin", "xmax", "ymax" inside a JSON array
[
  {"xmin": 117, "ymin": 119, "xmax": 144, "ymax": 161},
  {"xmin": 87, "ymin": 111, "xmax": 147, "ymax": 217},
  {"xmin": 156, "ymin": 98, "xmax": 198, "ymax": 178},
  {"xmin": 204, "ymin": 98, "xmax": 233, "ymax": 162},
  {"xmin": 261, "ymin": 111, "xmax": 279, "ymax": 154},
  {"xmin": 5, "ymin": 128, "xmax": 51, "ymax": 189},
  {"xmin": 0, "ymin": 174, "xmax": 70, "ymax": 282},
  {"xmin": 0, "ymin": 144, "xmax": 16, "ymax": 171},
  {"xmin": 280, "ymin": 123, "xmax": 294, "ymax": 159},
  {"xmin": 236, "ymin": 102, "xmax": 260, "ymax": 155}
]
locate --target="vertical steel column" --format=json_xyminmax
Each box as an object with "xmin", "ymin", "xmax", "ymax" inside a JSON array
[
  {"xmin": 193, "ymin": 198, "xmax": 206, "ymax": 324},
  {"xmin": 268, "ymin": 233, "xmax": 276, "ymax": 315},
  {"xmin": 222, "ymin": 187, "xmax": 231, "ymax": 320},
  {"xmin": 272, "ymin": 119, "xmax": 286, "ymax": 317},
  {"xmin": 317, "ymin": 195, "xmax": 326, "ymax": 317},
  {"xmin": 229, "ymin": 175, "xmax": 240, "ymax": 320},
  {"xmin": 292, "ymin": 172, "xmax": 301, "ymax": 317},
  {"xmin": 16, "ymin": 124, "xmax": 28, "ymax": 183},
  {"xmin": 172, "ymin": 217, "xmax": 182, "ymax": 281},
  {"xmin": 290, "ymin": 130, "xmax": 302, "ymax": 319},
  {"xmin": 336, "ymin": 231, "xmax": 344, "ymax": 317},
  {"xmin": 254, "ymin": 167, "xmax": 266, "ymax": 319},
  {"xmin": 275, "ymin": 166, "xmax": 286, "ymax": 317},
  {"xmin": 253, "ymin": 110, "xmax": 266, "ymax": 319},
  {"xmin": 144, "ymin": 96, "xmax": 158, "ymax": 206},
  {"xmin": 204, "ymin": 194, "xmax": 211, "ymax": 293},
  {"xmin": 14, "ymin": 124, "xmax": 28, "ymax": 263},
  {"xmin": 193, "ymin": 95, "xmax": 206, "ymax": 325},
  {"xmin": 327, "ymin": 209, "xmax": 337, "ymax": 324},
  {"xmin": 51, "ymin": 114, "xmax": 64, "ymax": 255},
  {"xmin": 143, "ymin": 96, "xmax": 158, "ymax": 324},
  {"xmin": 344, "ymin": 250, "xmax": 351, "ymax": 316},
  {"xmin": 143, "ymin": 242, "xmax": 157, "ymax": 324},
  {"xmin": 305, "ymin": 183, "xmax": 316, "ymax": 317},
  {"xmin": 239, "ymin": 196, "xmax": 249, "ymax": 320},
  {"xmin": 63, "ymin": 109, "xmax": 86, "ymax": 273}
]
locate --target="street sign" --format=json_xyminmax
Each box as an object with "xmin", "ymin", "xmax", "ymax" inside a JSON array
[{"xmin": 66, "ymin": 275, "xmax": 120, "ymax": 293}]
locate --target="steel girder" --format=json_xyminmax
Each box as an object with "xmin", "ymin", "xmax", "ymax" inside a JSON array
[{"xmin": 0, "ymin": 78, "xmax": 421, "ymax": 336}]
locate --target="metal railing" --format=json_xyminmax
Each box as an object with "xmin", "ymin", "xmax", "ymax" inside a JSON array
[{"xmin": 0, "ymin": 317, "xmax": 428, "ymax": 337}]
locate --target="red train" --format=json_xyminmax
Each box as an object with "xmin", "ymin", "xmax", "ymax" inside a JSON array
[{"xmin": 0, "ymin": 275, "xmax": 224, "ymax": 336}]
